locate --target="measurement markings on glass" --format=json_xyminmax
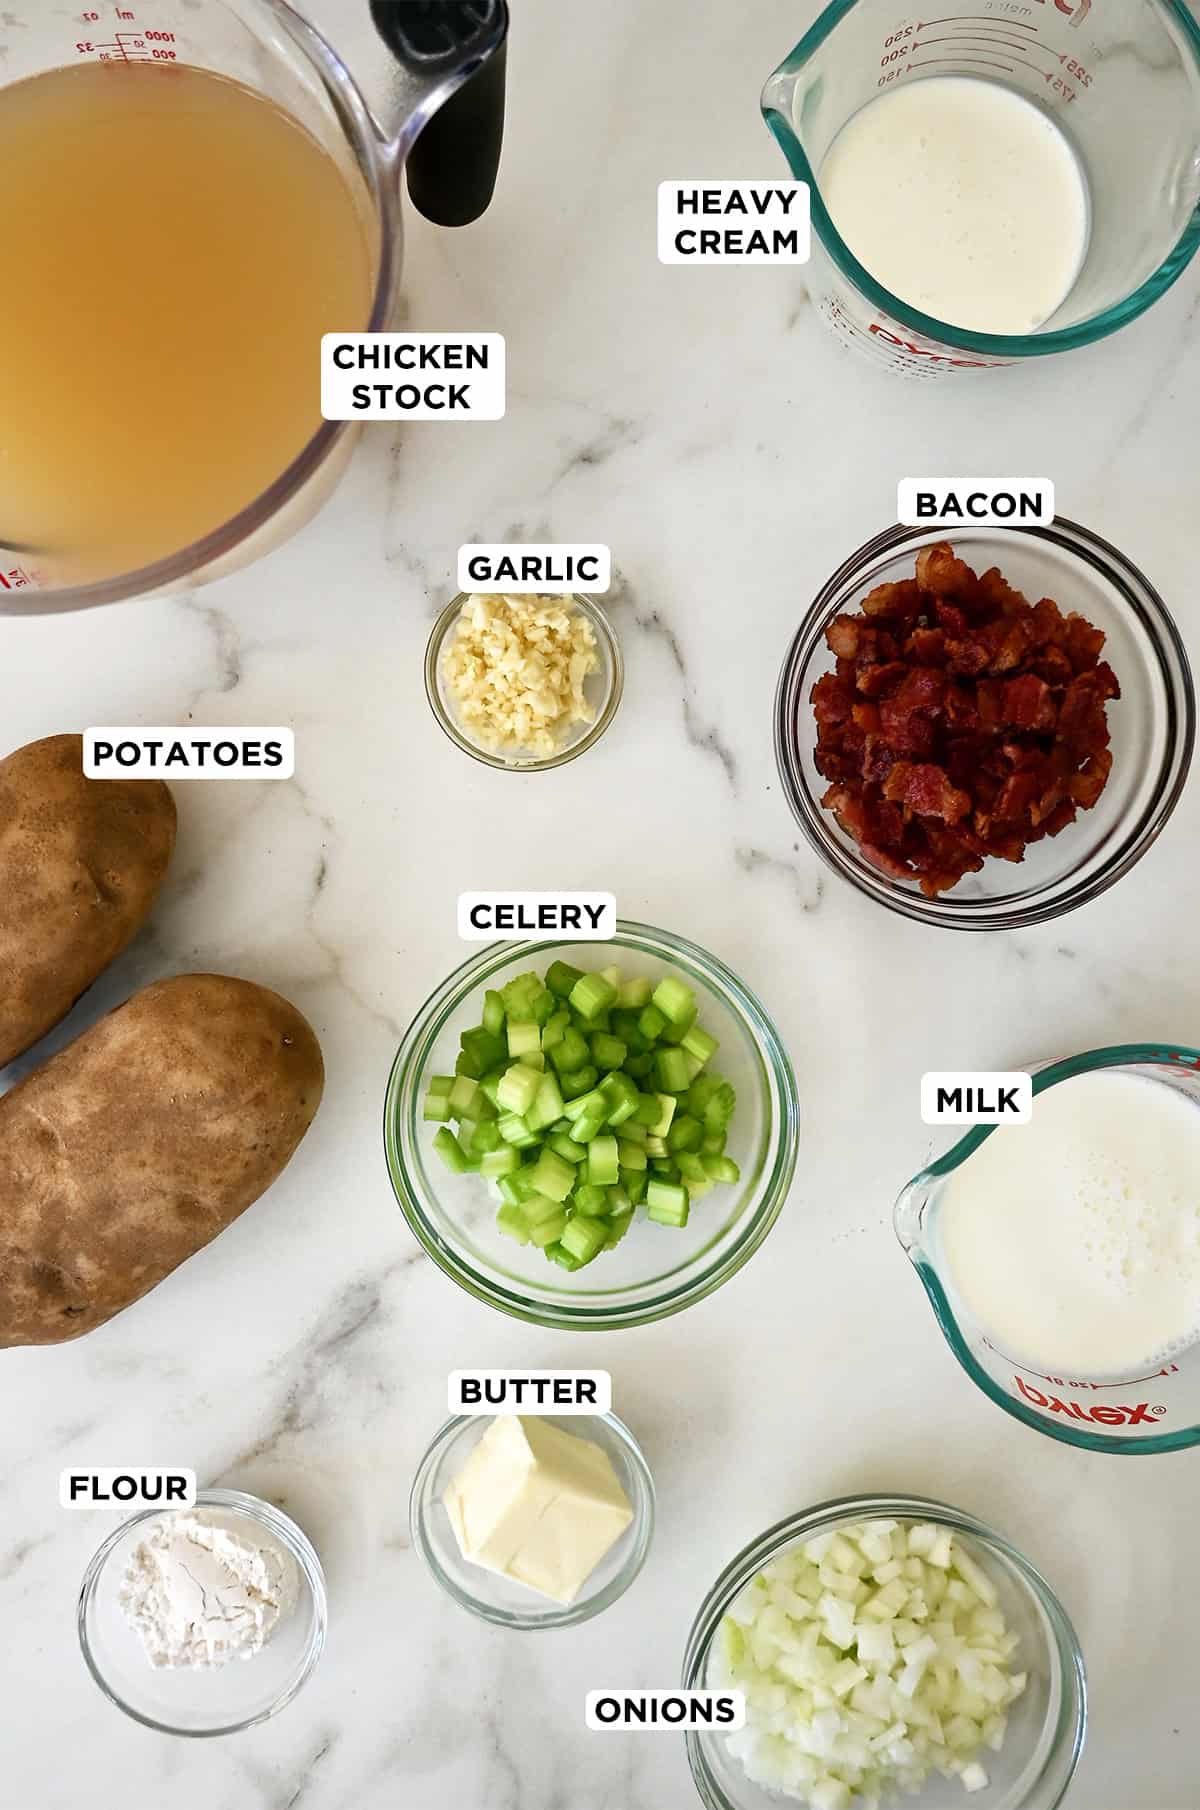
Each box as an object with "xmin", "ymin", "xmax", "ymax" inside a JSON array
[
  {"xmin": 75, "ymin": 10, "xmax": 177, "ymax": 62},
  {"xmin": 878, "ymin": 14, "xmax": 1088, "ymax": 95}
]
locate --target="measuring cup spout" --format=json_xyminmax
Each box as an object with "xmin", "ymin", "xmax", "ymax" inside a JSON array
[{"xmin": 370, "ymin": 0, "xmax": 508, "ymax": 228}]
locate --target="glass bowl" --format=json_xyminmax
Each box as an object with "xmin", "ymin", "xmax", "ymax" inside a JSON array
[
  {"xmin": 410, "ymin": 1411, "xmax": 655, "ymax": 1629},
  {"xmin": 424, "ymin": 590, "xmax": 623, "ymax": 771},
  {"xmin": 384, "ymin": 921, "xmax": 800, "ymax": 1330},
  {"xmin": 77, "ymin": 1489, "xmax": 327, "ymax": 1736},
  {"xmin": 684, "ymin": 1495, "xmax": 1086, "ymax": 1810},
  {"xmin": 775, "ymin": 520, "xmax": 1194, "ymax": 930}
]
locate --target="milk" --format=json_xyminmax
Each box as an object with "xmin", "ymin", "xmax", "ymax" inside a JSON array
[
  {"xmin": 937, "ymin": 1070, "xmax": 1200, "ymax": 1379},
  {"xmin": 819, "ymin": 76, "xmax": 1089, "ymax": 335}
]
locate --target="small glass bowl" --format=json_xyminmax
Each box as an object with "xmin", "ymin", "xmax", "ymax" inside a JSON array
[
  {"xmin": 775, "ymin": 519, "xmax": 1194, "ymax": 930},
  {"xmin": 425, "ymin": 590, "xmax": 623, "ymax": 771},
  {"xmin": 410, "ymin": 1411, "xmax": 655, "ymax": 1629},
  {"xmin": 684, "ymin": 1495, "xmax": 1086, "ymax": 1810},
  {"xmin": 384, "ymin": 921, "xmax": 800, "ymax": 1331},
  {"xmin": 77, "ymin": 1489, "xmax": 327, "ymax": 1737}
]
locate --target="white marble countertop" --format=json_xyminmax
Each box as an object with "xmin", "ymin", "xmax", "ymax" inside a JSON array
[{"xmin": 3, "ymin": 2, "xmax": 1200, "ymax": 1806}]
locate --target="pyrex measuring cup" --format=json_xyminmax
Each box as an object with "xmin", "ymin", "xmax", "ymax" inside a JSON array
[
  {"xmin": 762, "ymin": 0, "xmax": 1200, "ymax": 375},
  {"xmin": 896, "ymin": 1045, "xmax": 1200, "ymax": 1453},
  {"xmin": 0, "ymin": 0, "xmax": 507, "ymax": 613}
]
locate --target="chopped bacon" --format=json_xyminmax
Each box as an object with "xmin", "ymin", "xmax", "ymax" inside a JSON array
[{"xmin": 809, "ymin": 542, "xmax": 1120, "ymax": 896}]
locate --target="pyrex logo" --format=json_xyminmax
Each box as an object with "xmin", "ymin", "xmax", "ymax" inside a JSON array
[{"xmin": 1015, "ymin": 1376, "xmax": 1166, "ymax": 1427}]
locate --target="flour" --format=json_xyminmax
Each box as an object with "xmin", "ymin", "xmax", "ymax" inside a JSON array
[{"xmin": 119, "ymin": 1510, "xmax": 295, "ymax": 1669}]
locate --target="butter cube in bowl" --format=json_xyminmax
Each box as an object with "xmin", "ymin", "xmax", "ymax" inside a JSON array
[{"xmin": 410, "ymin": 1413, "xmax": 654, "ymax": 1628}]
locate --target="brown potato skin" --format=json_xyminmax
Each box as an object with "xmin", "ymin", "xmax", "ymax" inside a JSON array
[
  {"xmin": 0, "ymin": 974, "xmax": 324, "ymax": 1346},
  {"xmin": 0, "ymin": 734, "xmax": 176, "ymax": 1068}
]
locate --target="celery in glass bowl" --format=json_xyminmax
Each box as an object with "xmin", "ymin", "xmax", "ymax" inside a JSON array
[{"xmin": 384, "ymin": 922, "xmax": 799, "ymax": 1330}]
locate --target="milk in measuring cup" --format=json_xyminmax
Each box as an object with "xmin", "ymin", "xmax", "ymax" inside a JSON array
[
  {"xmin": 0, "ymin": 62, "xmax": 372, "ymax": 583},
  {"xmin": 820, "ymin": 76, "xmax": 1089, "ymax": 335},
  {"xmin": 937, "ymin": 1071, "xmax": 1200, "ymax": 1380}
]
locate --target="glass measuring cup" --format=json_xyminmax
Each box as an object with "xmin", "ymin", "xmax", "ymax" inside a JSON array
[
  {"xmin": 762, "ymin": 0, "xmax": 1200, "ymax": 375},
  {"xmin": 0, "ymin": 0, "xmax": 507, "ymax": 613},
  {"xmin": 895, "ymin": 1045, "xmax": 1200, "ymax": 1453}
]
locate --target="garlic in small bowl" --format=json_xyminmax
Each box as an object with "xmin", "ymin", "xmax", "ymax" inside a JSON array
[{"xmin": 425, "ymin": 591, "xmax": 622, "ymax": 771}]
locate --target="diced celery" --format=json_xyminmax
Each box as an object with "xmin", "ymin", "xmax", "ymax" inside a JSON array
[
  {"xmin": 545, "ymin": 1241, "xmax": 582, "ymax": 1271},
  {"xmin": 667, "ymin": 1114, "xmax": 703, "ymax": 1154},
  {"xmin": 634, "ymin": 1093, "xmax": 662, "ymax": 1127},
  {"xmin": 572, "ymin": 1182, "xmax": 610, "ymax": 1216},
  {"xmin": 548, "ymin": 1131, "xmax": 586, "ymax": 1163},
  {"xmin": 655, "ymin": 1047, "xmax": 691, "ymax": 1093},
  {"xmin": 617, "ymin": 1119, "xmax": 647, "ymax": 1145},
  {"xmin": 624, "ymin": 1052, "xmax": 655, "ymax": 1079},
  {"xmin": 466, "ymin": 1120, "xmax": 501, "ymax": 1155},
  {"xmin": 495, "ymin": 1175, "xmax": 523, "ymax": 1207},
  {"xmin": 529, "ymin": 1210, "xmax": 568, "ymax": 1248},
  {"xmin": 604, "ymin": 1209, "xmax": 635, "ymax": 1250},
  {"xmin": 680, "ymin": 1052, "xmax": 704, "ymax": 1085},
  {"xmin": 651, "ymin": 975, "xmax": 696, "ymax": 1025},
  {"xmin": 482, "ymin": 990, "xmax": 505, "ymax": 1035},
  {"xmin": 455, "ymin": 1049, "xmax": 482, "ymax": 1079},
  {"xmin": 701, "ymin": 1129, "xmax": 726, "ymax": 1157},
  {"xmin": 511, "ymin": 1167, "xmax": 539, "ymax": 1202},
  {"xmin": 587, "ymin": 1134, "xmax": 620, "ymax": 1187},
  {"xmin": 479, "ymin": 1070, "xmax": 505, "ymax": 1108},
  {"xmin": 591, "ymin": 1032, "xmax": 627, "ymax": 1071},
  {"xmin": 497, "ymin": 1112, "xmax": 537, "ymax": 1148},
  {"xmin": 521, "ymin": 1191, "xmax": 565, "ymax": 1226},
  {"xmin": 433, "ymin": 1128, "xmax": 470, "ymax": 1174},
  {"xmin": 617, "ymin": 976, "xmax": 653, "ymax": 1009},
  {"xmin": 448, "ymin": 1075, "xmax": 481, "ymax": 1116},
  {"xmin": 651, "ymin": 1157, "xmax": 679, "ymax": 1177},
  {"xmin": 616, "ymin": 1138, "xmax": 647, "ymax": 1171},
  {"xmin": 572, "ymin": 1108, "xmax": 607, "ymax": 1143},
  {"xmin": 496, "ymin": 1063, "xmax": 540, "ymax": 1116},
  {"xmin": 561, "ymin": 1216, "xmax": 607, "ymax": 1264},
  {"xmin": 703, "ymin": 1081, "xmax": 737, "ymax": 1130},
  {"xmin": 611, "ymin": 1010, "xmax": 648, "ymax": 1053},
  {"xmin": 499, "ymin": 971, "xmax": 542, "ymax": 1019},
  {"xmin": 681, "ymin": 1022, "xmax": 719, "ymax": 1063},
  {"xmin": 461, "ymin": 1027, "xmax": 507, "ymax": 1071},
  {"xmin": 519, "ymin": 1051, "xmax": 545, "ymax": 1072},
  {"xmin": 676, "ymin": 1151, "xmax": 706, "ymax": 1183},
  {"xmin": 541, "ymin": 1013, "xmax": 567, "ymax": 1053},
  {"xmin": 686, "ymin": 1073, "xmax": 721, "ymax": 1116},
  {"xmin": 600, "ymin": 964, "xmax": 622, "ymax": 988},
  {"xmin": 703, "ymin": 1154, "xmax": 741, "ymax": 1184},
  {"xmin": 480, "ymin": 1146, "xmax": 520, "ymax": 1179},
  {"xmin": 526, "ymin": 1071, "xmax": 565, "ymax": 1132},
  {"xmin": 606, "ymin": 1185, "xmax": 631, "ymax": 1216},
  {"xmin": 569, "ymin": 972, "xmax": 618, "ymax": 1021},
  {"xmin": 496, "ymin": 1202, "xmax": 530, "ymax": 1244},
  {"xmin": 427, "ymin": 1075, "xmax": 455, "ymax": 1098},
  {"xmin": 645, "ymin": 1134, "xmax": 667, "ymax": 1158},
  {"xmin": 548, "ymin": 1025, "xmax": 589, "ymax": 1073},
  {"xmin": 601, "ymin": 1071, "xmax": 640, "ymax": 1126},
  {"xmin": 423, "ymin": 1090, "xmax": 454, "ymax": 1122},
  {"xmin": 507, "ymin": 1021, "xmax": 541, "ymax": 1059},
  {"xmin": 558, "ymin": 1064, "xmax": 599, "ymax": 1101},
  {"xmin": 545, "ymin": 959, "xmax": 584, "ymax": 998},
  {"xmin": 637, "ymin": 1003, "xmax": 667, "ymax": 1042},
  {"xmin": 529, "ymin": 1148, "xmax": 575, "ymax": 1202},
  {"xmin": 646, "ymin": 1179, "xmax": 689, "ymax": 1226},
  {"xmin": 622, "ymin": 1167, "xmax": 648, "ymax": 1205}
]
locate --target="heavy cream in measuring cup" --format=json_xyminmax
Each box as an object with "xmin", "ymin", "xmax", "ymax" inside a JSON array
[
  {"xmin": 820, "ymin": 76, "xmax": 1089, "ymax": 335},
  {"xmin": 937, "ymin": 1070, "xmax": 1200, "ymax": 1379}
]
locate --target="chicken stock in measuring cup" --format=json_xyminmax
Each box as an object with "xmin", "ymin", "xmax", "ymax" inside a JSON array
[
  {"xmin": 896, "ymin": 1046, "xmax": 1200, "ymax": 1453},
  {"xmin": 762, "ymin": 0, "xmax": 1200, "ymax": 375},
  {"xmin": 0, "ymin": 0, "xmax": 508, "ymax": 611}
]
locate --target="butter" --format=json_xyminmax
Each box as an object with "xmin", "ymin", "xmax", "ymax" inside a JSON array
[{"xmin": 443, "ymin": 1416, "xmax": 634, "ymax": 1605}]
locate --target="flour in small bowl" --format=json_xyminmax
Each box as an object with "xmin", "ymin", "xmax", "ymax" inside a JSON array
[{"xmin": 119, "ymin": 1509, "xmax": 296, "ymax": 1668}]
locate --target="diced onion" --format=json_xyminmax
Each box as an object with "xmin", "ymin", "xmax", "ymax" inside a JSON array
[{"xmin": 713, "ymin": 1519, "xmax": 1026, "ymax": 1807}]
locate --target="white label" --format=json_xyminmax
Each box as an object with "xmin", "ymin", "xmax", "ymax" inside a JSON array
[
  {"xmin": 321, "ymin": 333, "xmax": 505, "ymax": 420},
  {"xmin": 450, "ymin": 1370, "xmax": 612, "ymax": 1415},
  {"xmin": 897, "ymin": 479, "xmax": 1055, "ymax": 527},
  {"xmin": 84, "ymin": 728, "xmax": 294, "ymax": 778},
  {"xmin": 921, "ymin": 1072, "xmax": 1032, "ymax": 1125},
  {"xmin": 457, "ymin": 544, "xmax": 611, "ymax": 594},
  {"xmin": 458, "ymin": 891, "xmax": 616, "ymax": 941},
  {"xmin": 586, "ymin": 1691, "xmax": 746, "ymax": 1731},
  {"xmin": 657, "ymin": 182, "xmax": 810, "ymax": 264},
  {"xmin": 59, "ymin": 1468, "xmax": 197, "ymax": 1510}
]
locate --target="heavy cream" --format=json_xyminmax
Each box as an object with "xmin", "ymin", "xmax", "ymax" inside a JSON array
[
  {"xmin": 819, "ymin": 76, "xmax": 1089, "ymax": 335},
  {"xmin": 937, "ymin": 1070, "xmax": 1200, "ymax": 1379}
]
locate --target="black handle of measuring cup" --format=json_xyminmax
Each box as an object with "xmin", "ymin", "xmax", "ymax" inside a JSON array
[{"xmin": 370, "ymin": 0, "xmax": 509, "ymax": 228}]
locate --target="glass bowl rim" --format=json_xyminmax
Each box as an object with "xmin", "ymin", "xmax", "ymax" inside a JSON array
[
  {"xmin": 774, "ymin": 517, "xmax": 1195, "ymax": 931},
  {"xmin": 424, "ymin": 589, "xmax": 624, "ymax": 771},
  {"xmin": 383, "ymin": 919, "xmax": 801, "ymax": 1330},
  {"xmin": 409, "ymin": 1409, "xmax": 656, "ymax": 1629},
  {"xmin": 76, "ymin": 1486, "xmax": 328, "ymax": 1737},
  {"xmin": 898, "ymin": 1041, "xmax": 1200, "ymax": 1454},
  {"xmin": 682, "ymin": 1491, "xmax": 1087, "ymax": 1810},
  {"xmin": 761, "ymin": 0, "xmax": 1200, "ymax": 361}
]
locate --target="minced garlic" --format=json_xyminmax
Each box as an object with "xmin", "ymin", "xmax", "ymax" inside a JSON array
[{"xmin": 441, "ymin": 593, "xmax": 600, "ymax": 757}]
